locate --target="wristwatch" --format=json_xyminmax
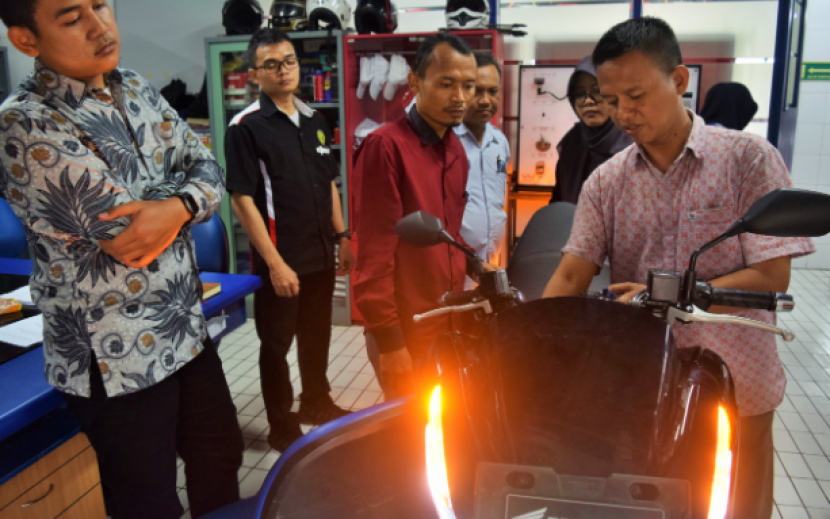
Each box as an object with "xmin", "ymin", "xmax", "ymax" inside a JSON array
[
  {"xmin": 175, "ymin": 194, "xmax": 198, "ymax": 221},
  {"xmin": 334, "ymin": 230, "xmax": 352, "ymax": 241}
]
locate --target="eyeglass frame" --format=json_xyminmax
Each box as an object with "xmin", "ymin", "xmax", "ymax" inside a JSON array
[
  {"xmin": 573, "ymin": 90, "xmax": 605, "ymax": 105},
  {"xmin": 252, "ymin": 56, "xmax": 300, "ymax": 74}
]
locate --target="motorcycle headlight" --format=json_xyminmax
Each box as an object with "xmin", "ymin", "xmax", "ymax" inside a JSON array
[
  {"xmin": 708, "ymin": 406, "xmax": 733, "ymax": 519},
  {"xmin": 426, "ymin": 385, "xmax": 456, "ymax": 519}
]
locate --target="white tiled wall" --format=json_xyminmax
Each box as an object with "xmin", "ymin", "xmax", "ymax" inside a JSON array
[{"xmin": 791, "ymin": 0, "xmax": 830, "ymax": 269}]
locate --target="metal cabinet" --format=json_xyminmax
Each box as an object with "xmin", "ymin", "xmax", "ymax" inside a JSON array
[{"xmin": 205, "ymin": 32, "xmax": 351, "ymax": 325}]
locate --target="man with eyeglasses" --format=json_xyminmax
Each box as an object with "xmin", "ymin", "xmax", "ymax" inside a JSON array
[{"xmin": 225, "ymin": 28, "xmax": 354, "ymax": 453}]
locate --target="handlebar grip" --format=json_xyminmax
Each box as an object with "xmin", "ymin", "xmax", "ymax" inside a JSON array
[
  {"xmin": 440, "ymin": 290, "xmax": 479, "ymax": 307},
  {"xmin": 709, "ymin": 288, "xmax": 793, "ymax": 312}
]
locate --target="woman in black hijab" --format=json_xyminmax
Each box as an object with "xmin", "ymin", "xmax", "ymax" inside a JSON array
[
  {"xmin": 550, "ymin": 56, "xmax": 632, "ymax": 204},
  {"xmin": 699, "ymin": 82, "xmax": 758, "ymax": 130}
]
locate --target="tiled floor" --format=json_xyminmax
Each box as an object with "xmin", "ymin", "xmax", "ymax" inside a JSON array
[{"xmin": 176, "ymin": 268, "xmax": 830, "ymax": 518}]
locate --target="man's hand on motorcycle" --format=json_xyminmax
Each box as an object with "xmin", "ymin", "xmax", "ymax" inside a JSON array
[
  {"xmin": 379, "ymin": 348, "xmax": 415, "ymax": 399},
  {"xmin": 270, "ymin": 261, "xmax": 300, "ymax": 297},
  {"xmin": 98, "ymin": 198, "xmax": 190, "ymax": 268},
  {"xmin": 609, "ymin": 283, "xmax": 647, "ymax": 304}
]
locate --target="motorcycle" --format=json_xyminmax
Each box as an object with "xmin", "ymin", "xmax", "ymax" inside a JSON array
[{"xmin": 205, "ymin": 187, "xmax": 830, "ymax": 519}]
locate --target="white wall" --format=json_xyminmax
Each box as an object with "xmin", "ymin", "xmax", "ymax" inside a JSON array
[{"xmin": 790, "ymin": 0, "xmax": 830, "ymax": 269}]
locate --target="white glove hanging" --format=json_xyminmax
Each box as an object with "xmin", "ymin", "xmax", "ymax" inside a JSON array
[
  {"xmin": 356, "ymin": 55, "xmax": 374, "ymax": 100},
  {"xmin": 384, "ymin": 54, "xmax": 410, "ymax": 101},
  {"xmin": 369, "ymin": 54, "xmax": 390, "ymax": 101}
]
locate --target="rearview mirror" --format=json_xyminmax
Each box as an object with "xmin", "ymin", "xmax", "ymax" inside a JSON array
[
  {"xmin": 395, "ymin": 211, "xmax": 453, "ymax": 248},
  {"xmin": 725, "ymin": 187, "xmax": 830, "ymax": 238}
]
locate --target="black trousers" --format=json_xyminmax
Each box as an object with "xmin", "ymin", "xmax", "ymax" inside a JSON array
[
  {"xmin": 63, "ymin": 338, "xmax": 244, "ymax": 519},
  {"xmin": 255, "ymin": 268, "xmax": 335, "ymax": 431}
]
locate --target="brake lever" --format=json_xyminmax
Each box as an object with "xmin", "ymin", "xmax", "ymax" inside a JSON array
[
  {"xmin": 413, "ymin": 300, "xmax": 493, "ymax": 324},
  {"xmin": 666, "ymin": 306, "xmax": 795, "ymax": 342}
]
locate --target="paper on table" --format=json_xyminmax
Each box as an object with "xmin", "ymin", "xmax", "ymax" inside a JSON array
[
  {"xmin": 0, "ymin": 315, "xmax": 43, "ymax": 348},
  {"xmin": 0, "ymin": 286, "xmax": 34, "ymax": 307}
]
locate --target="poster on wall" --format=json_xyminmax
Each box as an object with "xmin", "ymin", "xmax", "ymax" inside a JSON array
[
  {"xmin": 516, "ymin": 65, "xmax": 578, "ymax": 190},
  {"xmin": 683, "ymin": 64, "xmax": 702, "ymax": 113}
]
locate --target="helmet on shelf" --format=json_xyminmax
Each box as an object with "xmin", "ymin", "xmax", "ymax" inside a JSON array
[
  {"xmin": 270, "ymin": 0, "xmax": 309, "ymax": 31},
  {"xmin": 307, "ymin": 0, "xmax": 352, "ymax": 31},
  {"xmin": 354, "ymin": 0, "xmax": 398, "ymax": 35},
  {"xmin": 445, "ymin": 0, "xmax": 490, "ymax": 30},
  {"xmin": 222, "ymin": 0, "xmax": 265, "ymax": 35}
]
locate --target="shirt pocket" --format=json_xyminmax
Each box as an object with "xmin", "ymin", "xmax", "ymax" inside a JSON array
[
  {"xmin": 485, "ymin": 155, "xmax": 508, "ymax": 209},
  {"xmin": 686, "ymin": 205, "xmax": 736, "ymax": 243}
]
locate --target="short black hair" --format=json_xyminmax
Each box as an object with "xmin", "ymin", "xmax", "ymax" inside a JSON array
[
  {"xmin": 0, "ymin": 0, "xmax": 39, "ymax": 35},
  {"xmin": 414, "ymin": 32, "xmax": 474, "ymax": 78},
  {"xmin": 593, "ymin": 17, "xmax": 682, "ymax": 75},
  {"xmin": 475, "ymin": 52, "xmax": 502, "ymax": 80},
  {"xmin": 246, "ymin": 28, "xmax": 293, "ymax": 68}
]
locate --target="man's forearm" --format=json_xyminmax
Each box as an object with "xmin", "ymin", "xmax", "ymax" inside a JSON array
[
  {"xmin": 706, "ymin": 256, "xmax": 792, "ymax": 314},
  {"xmin": 542, "ymin": 254, "xmax": 599, "ymax": 298},
  {"xmin": 331, "ymin": 182, "xmax": 346, "ymax": 234},
  {"xmin": 230, "ymin": 194, "xmax": 285, "ymax": 269}
]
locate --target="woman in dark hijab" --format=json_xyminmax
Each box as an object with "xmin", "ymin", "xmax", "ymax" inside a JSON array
[
  {"xmin": 699, "ymin": 82, "xmax": 758, "ymax": 130},
  {"xmin": 549, "ymin": 56, "xmax": 632, "ymax": 204}
]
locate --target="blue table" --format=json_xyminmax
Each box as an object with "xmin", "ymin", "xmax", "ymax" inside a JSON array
[{"xmin": 0, "ymin": 259, "xmax": 262, "ymax": 444}]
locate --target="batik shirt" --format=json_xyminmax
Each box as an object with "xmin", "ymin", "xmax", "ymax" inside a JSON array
[
  {"xmin": 0, "ymin": 61, "xmax": 225, "ymax": 398},
  {"xmin": 564, "ymin": 113, "xmax": 814, "ymax": 417}
]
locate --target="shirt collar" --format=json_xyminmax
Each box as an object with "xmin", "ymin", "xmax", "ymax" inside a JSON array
[
  {"xmin": 454, "ymin": 122, "xmax": 498, "ymax": 148},
  {"xmin": 407, "ymin": 105, "xmax": 442, "ymax": 146},
  {"xmin": 634, "ymin": 110, "xmax": 705, "ymax": 166},
  {"xmin": 31, "ymin": 60, "xmax": 122, "ymax": 107},
  {"xmin": 259, "ymin": 91, "xmax": 315, "ymax": 120}
]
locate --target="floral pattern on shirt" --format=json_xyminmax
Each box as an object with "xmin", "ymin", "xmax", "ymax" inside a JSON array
[
  {"xmin": 0, "ymin": 62, "xmax": 225, "ymax": 397},
  {"xmin": 564, "ymin": 113, "xmax": 815, "ymax": 416}
]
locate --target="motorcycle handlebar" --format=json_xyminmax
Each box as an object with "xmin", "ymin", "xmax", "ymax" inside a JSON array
[
  {"xmin": 440, "ymin": 290, "xmax": 480, "ymax": 307},
  {"xmin": 709, "ymin": 288, "xmax": 794, "ymax": 312}
]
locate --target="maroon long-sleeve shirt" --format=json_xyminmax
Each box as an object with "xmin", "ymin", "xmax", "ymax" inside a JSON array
[{"xmin": 353, "ymin": 107, "xmax": 469, "ymax": 356}]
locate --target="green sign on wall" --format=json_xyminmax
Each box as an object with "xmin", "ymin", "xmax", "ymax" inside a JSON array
[{"xmin": 803, "ymin": 62, "xmax": 830, "ymax": 81}]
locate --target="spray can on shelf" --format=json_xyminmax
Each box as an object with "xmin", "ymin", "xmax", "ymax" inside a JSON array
[
  {"xmin": 334, "ymin": 122, "xmax": 340, "ymax": 145},
  {"xmin": 314, "ymin": 70, "xmax": 324, "ymax": 102},
  {"xmin": 324, "ymin": 71, "xmax": 333, "ymax": 103}
]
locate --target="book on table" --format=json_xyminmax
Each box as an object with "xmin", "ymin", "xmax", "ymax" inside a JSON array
[{"xmin": 201, "ymin": 281, "xmax": 221, "ymax": 301}]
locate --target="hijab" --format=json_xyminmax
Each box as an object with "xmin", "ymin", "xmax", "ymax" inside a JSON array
[
  {"xmin": 551, "ymin": 56, "xmax": 632, "ymax": 204},
  {"xmin": 699, "ymin": 82, "xmax": 758, "ymax": 131}
]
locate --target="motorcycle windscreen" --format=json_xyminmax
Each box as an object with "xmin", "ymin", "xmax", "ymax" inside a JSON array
[
  {"xmin": 490, "ymin": 297, "xmax": 676, "ymax": 478},
  {"xmin": 259, "ymin": 400, "xmax": 438, "ymax": 519}
]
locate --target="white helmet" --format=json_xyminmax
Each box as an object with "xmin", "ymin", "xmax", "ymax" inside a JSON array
[
  {"xmin": 307, "ymin": 0, "xmax": 352, "ymax": 31},
  {"xmin": 445, "ymin": 0, "xmax": 490, "ymax": 30}
]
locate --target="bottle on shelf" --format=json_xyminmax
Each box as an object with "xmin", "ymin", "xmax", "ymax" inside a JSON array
[
  {"xmin": 314, "ymin": 70, "xmax": 324, "ymax": 103},
  {"xmin": 334, "ymin": 122, "xmax": 340, "ymax": 145},
  {"xmin": 324, "ymin": 71, "xmax": 333, "ymax": 103}
]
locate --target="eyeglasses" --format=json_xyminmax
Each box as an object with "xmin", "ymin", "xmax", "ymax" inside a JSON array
[
  {"xmin": 253, "ymin": 57, "xmax": 299, "ymax": 74},
  {"xmin": 573, "ymin": 90, "xmax": 604, "ymax": 105}
]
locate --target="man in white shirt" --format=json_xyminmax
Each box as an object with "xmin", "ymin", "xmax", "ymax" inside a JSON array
[{"xmin": 455, "ymin": 53, "xmax": 511, "ymax": 286}]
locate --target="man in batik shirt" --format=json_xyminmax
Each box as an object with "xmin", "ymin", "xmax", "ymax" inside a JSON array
[{"xmin": 0, "ymin": 1, "xmax": 243, "ymax": 518}]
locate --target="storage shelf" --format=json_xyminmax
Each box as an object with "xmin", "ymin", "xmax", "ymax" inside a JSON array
[{"xmin": 308, "ymin": 103, "xmax": 341, "ymax": 109}]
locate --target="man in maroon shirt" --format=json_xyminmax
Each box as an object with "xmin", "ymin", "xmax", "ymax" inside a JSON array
[{"xmin": 353, "ymin": 33, "xmax": 477, "ymax": 398}]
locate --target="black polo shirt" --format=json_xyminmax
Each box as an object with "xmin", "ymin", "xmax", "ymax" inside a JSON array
[{"xmin": 225, "ymin": 93, "xmax": 338, "ymax": 276}]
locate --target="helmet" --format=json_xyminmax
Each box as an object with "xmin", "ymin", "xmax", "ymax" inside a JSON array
[
  {"xmin": 308, "ymin": 0, "xmax": 352, "ymax": 31},
  {"xmin": 445, "ymin": 0, "xmax": 490, "ymax": 30},
  {"xmin": 222, "ymin": 0, "xmax": 264, "ymax": 35},
  {"xmin": 354, "ymin": 0, "xmax": 398, "ymax": 35},
  {"xmin": 270, "ymin": 1, "xmax": 309, "ymax": 31}
]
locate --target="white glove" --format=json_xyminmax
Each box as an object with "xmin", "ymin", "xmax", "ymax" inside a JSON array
[
  {"xmin": 384, "ymin": 54, "xmax": 411, "ymax": 101},
  {"xmin": 356, "ymin": 56, "xmax": 374, "ymax": 100},
  {"xmin": 354, "ymin": 118, "xmax": 385, "ymax": 147},
  {"xmin": 369, "ymin": 54, "xmax": 390, "ymax": 101}
]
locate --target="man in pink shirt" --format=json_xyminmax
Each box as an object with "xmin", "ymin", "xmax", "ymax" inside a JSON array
[{"xmin": 543, "ymin": 17, "xmax": 813, "ymax": 519}]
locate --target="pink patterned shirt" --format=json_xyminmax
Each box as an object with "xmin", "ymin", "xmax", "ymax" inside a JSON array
[{"xmin": 564, "ymin": 113, "xmax": 814, "ymax": 417}]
